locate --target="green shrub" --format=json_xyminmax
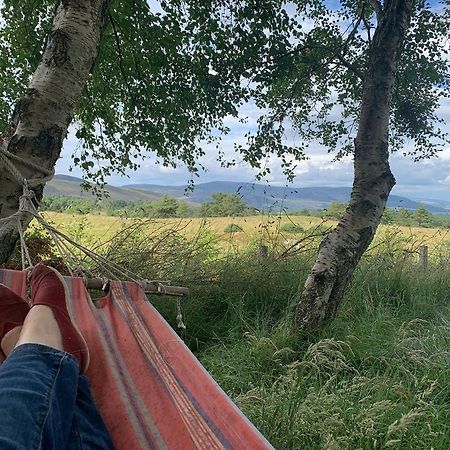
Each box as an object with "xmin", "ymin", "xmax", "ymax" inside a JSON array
[
  {"xmin": 224, "ymin": 223, "xmax": 244, "ymax": 233},
  {"xmin": 280, "ymin": 223, "xmax": 304, "ymax": 233}
]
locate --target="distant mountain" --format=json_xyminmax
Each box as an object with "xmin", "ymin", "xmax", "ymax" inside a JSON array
[
  {"xmin": 410, "ymin": 197, "xmax": 450, "ymax": 210},
  {"xmin": 45, "ymin": 175, "xmax": 450, "ymax": 214},
  {"xmin": 45, "ymin": 175, "xmax": 165, "ymax": 202},
  {"xmin": 125, "ymin": 181, "xmax": 450, "ymax": 214}
]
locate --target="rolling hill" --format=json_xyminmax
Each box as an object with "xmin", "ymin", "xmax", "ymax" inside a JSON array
[
  {"xmin": 124, "ymin": 181, "xmax": 450, "ymax": 214},
  {"xmin": 45, "ymin": 175, "xmax": 165, "ymax": 202},
  {"xmin": 45, "ymin": 175, "xmax": 450, "ymax": 214}
]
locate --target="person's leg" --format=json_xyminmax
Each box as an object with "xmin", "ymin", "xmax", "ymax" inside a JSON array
[
  {"xmin": 15, "ymin": 305, "xmax": 63, "ymax": 350},
  {"xmin": 24, "ymin": 265, "xmax": 89, "ymax": 372},
  {"xmin": 0, "ymin": 283, "xmax": 29, "ymax": 362},
  {"xmin": 21, "ymin": 267, "xmax": 113, "ymax": 448},
  {"xmin": 0, "ymin": 285, "xmax": 80, "ymax": 449},
  {"xmin": 1, "ymin": 326, "xmax": 22, "ymax": 357},
  {"xmin": 0, "ymin": 266, "xmax": 90, "ymax": 449},
  {"xmin": 66, "ymin": 374, "xmax": 115, "ymax": 450},
  {"xmin": 0, "ymin": 343, "xmax": 79, "ymax": 450},
  {"xmin": 16, "ymin": 304, "xmax": 114, "ymax": 449}
]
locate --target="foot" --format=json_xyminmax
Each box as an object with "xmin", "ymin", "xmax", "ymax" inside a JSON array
[
  {"xmin": 29, "ymin": 264, "xmax": 90, "ymax": 372},
  {"xmin": 0, "ymin": 284, "xmax": 29, "ymax": 352}
]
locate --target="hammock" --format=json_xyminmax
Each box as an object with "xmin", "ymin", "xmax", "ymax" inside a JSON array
[
  {"xmin": 0, "ymin": 150, "xmax": 273, "ymax": 448},
  {"xmin": 0, "ymin": 268, "xmax": 273, "ymax": 449}
]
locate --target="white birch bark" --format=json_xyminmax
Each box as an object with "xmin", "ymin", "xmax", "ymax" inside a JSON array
[
  {"xmin": 0, "ymin": 0, "xmax": 110, "ymax": 263},
  {"xmin": 294, "ymin": 0, "xmax": 413, "ymax": 330}
]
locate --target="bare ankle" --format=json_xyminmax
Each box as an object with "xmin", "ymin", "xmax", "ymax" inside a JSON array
[
  {"xmin": 1, "ymin": 326, "xmax": 22, "ymax": 357},
  {"xmin": 16, "ymin": 306, "xmax": 63, "ymax": 352}
]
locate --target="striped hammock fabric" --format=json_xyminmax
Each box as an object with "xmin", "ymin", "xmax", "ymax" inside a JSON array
[{"xmin": 0, "ymin": 269, "xmax": 273, "ymax": 450}]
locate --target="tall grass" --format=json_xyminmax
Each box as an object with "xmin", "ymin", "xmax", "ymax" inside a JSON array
[
  {"xmin": 111, "ymin": 221, "xmax": 447, "ymax": 449},
  {"xmin": 188, "ymin": 258, "xmax": 450, "ymax": 450},
  {"xmin": 19, "ymin": 216, "xmax": 450, "ymax": 449}
]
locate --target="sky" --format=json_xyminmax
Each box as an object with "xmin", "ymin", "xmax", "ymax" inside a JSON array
[
  {"xmin": 56, "ymin": 96, "xmax": 450, "ymax": 202},
  {"xmin": 44, "ymin": 0, "xmax": 448, "ymax": 202}
]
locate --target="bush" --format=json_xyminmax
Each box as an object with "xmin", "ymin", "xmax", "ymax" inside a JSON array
[
  {"xmin": 280, "ymin": 223, "xmax": 304, "ymax": 233},
  {"xmin": 2, "ymin": 222, "xmax": 62, "ymax": 270},
  {"xmin": 224, "ymin": 223, "xmax": 244, "ymax": 233}
]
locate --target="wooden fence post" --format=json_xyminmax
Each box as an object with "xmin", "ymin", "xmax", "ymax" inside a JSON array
[
  {"xmin": 419, "ymin": 245, "xmax": 428, "ymax": 270},
  {"xmin": 259, "ymin": 244, "xmax": 268, "ymax": 259}
]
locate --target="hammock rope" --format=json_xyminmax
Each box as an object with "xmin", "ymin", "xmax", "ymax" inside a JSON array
[
  {"xmin": 17, "ymin": 217, "xmax": 33, "ymax": 270},
  {"xmin": 0, "ymin": 141, "xmax": 54, "ymax": 187},
  {"xmin": 18, "ymin": 185, "xmax": 180, "ymax": 296},
  {"xmin": 0, "ymin": 150, "xmax": 186, "ymax": 326}
]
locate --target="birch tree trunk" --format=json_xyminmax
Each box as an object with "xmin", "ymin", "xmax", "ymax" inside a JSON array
[
  {"xmin": 0, "ymin": 0, "xmax": 110, "ymax": 264},
  {"xmin": 294, "ymin": 0, "xmax": 413, "ymax": 331}
]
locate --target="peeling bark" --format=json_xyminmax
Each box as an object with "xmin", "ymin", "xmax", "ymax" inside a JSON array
[
  {"xmin": 294, "ymin": 0, "xmax": 413, "ymax": 331},
  {"xmin": 0, "ymin": 0, "xmax": 110, "ymax": 263}
]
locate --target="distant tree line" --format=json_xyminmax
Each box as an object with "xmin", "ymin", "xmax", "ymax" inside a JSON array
[
  {"xmin": 41, "ymin": 196, "xmax": 450, "ymax": 227},
  {"xmin": 294, "ymin": 201, "xmax": 450, "ymax": 229},
  {"xmin": 41, "ymin": 192, "xmax": 257, "ymax": 218}
]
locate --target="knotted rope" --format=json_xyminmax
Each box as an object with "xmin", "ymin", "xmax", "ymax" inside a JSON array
[
  {"xmin": 17, "ymin": 217, "xmax": 33, "ymax": 270},
  {"xmin": 176, "ymin": 297, "xmax": 186, "ymax": 330},
  {"xmin": 0, "ymin": 147, "xmax": 186, "ymax": 328},
  {"xmin": 0, "ymin": 141, "xmax": 55, "ymax": 187}
]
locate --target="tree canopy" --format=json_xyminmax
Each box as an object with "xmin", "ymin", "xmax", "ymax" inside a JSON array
[
  {"xmin": 200, "ymin": 192, "xmax": 253, "ymax": 217},
  {"xmin": 1, "ymin": 0, "xmax": 449, "ymax": 186}
]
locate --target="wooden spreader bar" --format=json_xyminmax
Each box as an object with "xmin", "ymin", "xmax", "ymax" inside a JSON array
[{"xmin": 84, "ymin": 277, "xmax": 189, "ymax": 297}]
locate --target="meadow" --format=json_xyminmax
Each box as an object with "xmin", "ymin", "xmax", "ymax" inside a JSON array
[
  {"xmin": 42, "ymin": 211, "xmax": 450, "ymax": 258},
  {"xmin": 27, "ymin": 212, "xmax": 450, "ymax": 449}
]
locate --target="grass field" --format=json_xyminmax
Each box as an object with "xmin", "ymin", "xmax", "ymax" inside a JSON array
[
  {"xmin": 41, "ymin": 211, "xmax": 450, "ymax": 258},
  {"xmin": 28, "ymin": 211, "xmax": 450, "ymax": 449},
  {"xmin": 182, "ymin": 258, "xmax": 450, "ymax": 449}
]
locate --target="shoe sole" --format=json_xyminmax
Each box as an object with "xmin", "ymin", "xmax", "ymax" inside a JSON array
[{"xmin": 0, "ymin": 284, "xmax": 29, "ymax": 342}]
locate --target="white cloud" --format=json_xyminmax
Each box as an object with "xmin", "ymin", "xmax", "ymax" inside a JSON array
[
  {"xmin": 439, "ymin": 148, "xmax": 450, "ymax": 162},
  {"xmin": 56, "ymin": 122, "xmax": 450, "ymax": 201},
  {"xmin": 55, "ymin": 86, "xmax": 450, "ymax": 204}
]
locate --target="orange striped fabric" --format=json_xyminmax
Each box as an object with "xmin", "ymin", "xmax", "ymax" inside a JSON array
[{"xmin": 0, "ymin": 269, "xmax": 273, "ymax": 450}]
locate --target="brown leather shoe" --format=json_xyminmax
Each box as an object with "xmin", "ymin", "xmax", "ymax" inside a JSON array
[
  {"xmin": 0, "ymin": 283, "xmax": 29, "ymax": 344},
  {"xmin": 30, "ymin": 264, "xmax": 89, "ymax": 372}
]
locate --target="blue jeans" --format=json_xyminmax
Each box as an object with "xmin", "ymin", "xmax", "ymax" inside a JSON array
[{"xmin": 0, "ymin": 344, "xmax": 114, "ymax": 449}]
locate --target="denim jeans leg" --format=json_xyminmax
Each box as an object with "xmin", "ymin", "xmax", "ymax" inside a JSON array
[
  {"xmin": 66, "ymin": 374, "xmax": 115, "ymax": 449},
  {"xmin": 0, "ymin": 343, "xmax": 79, "ymax": 450}
]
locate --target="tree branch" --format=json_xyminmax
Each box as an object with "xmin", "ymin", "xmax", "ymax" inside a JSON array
[
  {"xmin": 367, "ymin": 0, "xmax": 383, "ymax": 22},
  {"xmin": 341, "ymin": 3, "xmax": 365, "ymax": 52},
  {"xmin": 271, "ymin": 2, "xmax": 366, "ymax": 121},
  {"xmin": 334, "ymin": 3, "xmax": 366, "ymax": 81},
  {"xmin": 109, "ymin": 12, "xmax": 137, "ymax": 107},
  {"xmin": 362, "ymin": 13, "xmax": 373, "ymax": 45},
  {"xmin": 334, "ymin": 54, "xmax": 364, "ymax": 80}
]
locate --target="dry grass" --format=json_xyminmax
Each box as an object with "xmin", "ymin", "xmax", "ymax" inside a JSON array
[
  {"xmin": 29, "ymin": 211, "xmax": 450, "ymax": 449},
  {"xmin": 41, "ymin": 212, "xmax": 450, "ymax": 257}
]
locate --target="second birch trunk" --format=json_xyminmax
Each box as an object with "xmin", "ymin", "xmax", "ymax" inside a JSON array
[{"xmin": 294, "ymin": 0, "xmax": 413, "ymax": 331}]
